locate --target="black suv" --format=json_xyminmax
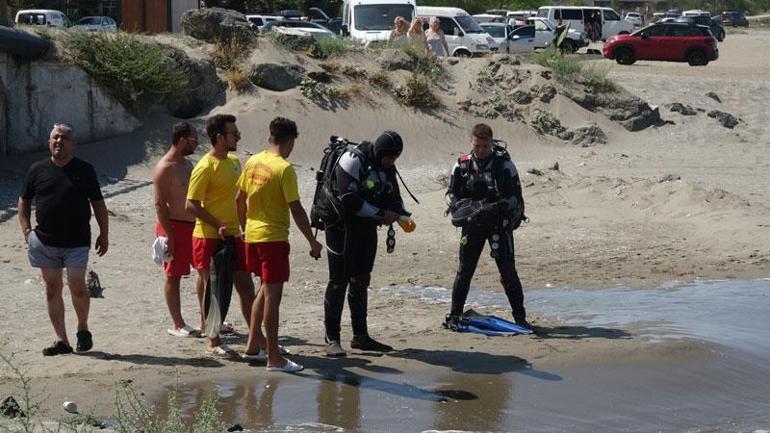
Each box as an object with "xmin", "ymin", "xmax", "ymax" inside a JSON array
[
  {"xmin": 717, "ymin": 11, "xmax": 749, "ymax": 27},
  {"xmin": 674, "ymin": 16, "xmax": 725, "ymax": 41}
]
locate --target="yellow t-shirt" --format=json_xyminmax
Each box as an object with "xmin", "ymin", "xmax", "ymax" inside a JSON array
[
  {"xmin": 237, "ymin": 151, "xmax": 299, "ymax": 243},
  {"xmin": 187, "ymin": 153, "xmax": 242, "ymax": 239}
]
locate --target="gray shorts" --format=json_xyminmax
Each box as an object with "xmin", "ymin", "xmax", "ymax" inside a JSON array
[{"xmin": 27, "ymin": 231, "xmax": 89, "ymax": 269}]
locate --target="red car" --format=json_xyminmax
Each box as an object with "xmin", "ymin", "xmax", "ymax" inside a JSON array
[{"xmin": 603, "ymin": 22, "xmax": 719, "ymax": 66}]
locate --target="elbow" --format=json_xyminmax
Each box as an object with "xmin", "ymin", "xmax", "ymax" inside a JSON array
[{"xmin": 184, "ymin": 200, "xmax": 196, "ymax": 215}]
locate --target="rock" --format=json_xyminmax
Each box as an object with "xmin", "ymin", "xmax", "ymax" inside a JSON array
[
  {"xmin": 707, "ymin": 110, "xmax": 740, "ymax": 128},
  {"xmin": 86, "ymin": 270, "xmax": 104, "ymax": 298},
  {"xmin": 226, "ymin": 424, "xmax": 244, "ymax": 432},
  {"xmin": 531, "ymin": 84, "xmax": 557, "ymax": 103},
  {"xmin": 540, "ymin": 70, "xmax": 552, "ymax": 80},
  {"xmin": 562, "ymin": 86, "xmax": 661, "ymax": 131},
  {"xmin": 571, "ymin": 124, "xmax": 608, "ymax": 147},
  {"xmin": 270, "ymin": 27, "xmax": 316, "ymax": 51},
  {"xmin": 161, "ymin": 48, "xmax": 226, "ymax": 118},
  {"xmin": 658, "ymin": 174, "xmax": 681, "ymax": 183},
  {"xmin": 307, "ymin": 71, "xmax": 333, "ymax": 83},
  {"xmin": 377, "ymin": 49, "xmax": 415, "ymax": 71},
  {"xmin": 549, "ymin": 162, "xmax": 560, "ymax": 171},
  {"xmin": 530, "ymin": 109, "xmax": 566, "ymax": 137},
  {"xmin": 1, "ymin": 396, "xmax": 24, "ymax": 418},
  {"xmin": 181, "ymin": 7, "xmax": 255, "ymax": 44},
  {"xmin": 62, "ymin": 401, "xmax": 78, "ymax": 414},
  {"xmin": 446, "ymin": 58, "xmax": 459, "ymax": 65},
  {"xmin": 705, "ymin": 91, "xmax": 722, "ymax": 103},
  {"xmin": 666, "ymin": 102, "xmax": 697, "ymax": 116},
  {"xmin": 527, "ymin": 168, "xmax": 544, "ymax": 176},
  {"xmin": 249, "ymin": 63, "xmax": 305, "ymax": 91},
  {"xmin": 510, "ymin": 89, "xmax": 532, "ymax": 105}
]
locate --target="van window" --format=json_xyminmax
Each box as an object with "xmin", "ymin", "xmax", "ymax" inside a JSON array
[
  {"xmin": 455, "ymin": 15, "xmax": 484, "ymax": 33},
  {"xmin": 537, "ymin": 9, "xmax": 548, "ymax": 18},
  {"xmin": 558, "ymin": 9, "xmax": 583, "ymax": 21},
  {"xmin": 17, "ymin": 13, "xmax": 46, "ymax": 25},
  {"xmin": 603, "ymin": 10, "xmax": 620, "ymax": 21},
  {"xmin": 512, "ymin": 25, "xmax": 534, "ymax": 38},
  {"xmin": 354, "ymin": 4, "xmax": 414, "ymax": 31},
  {"xmin": 248, "ymin": 17, "xmax": 263, "ymax": 26},
  {"xmin": 437, "ymin": 17, "xmax": 457, "ymax": 35}
]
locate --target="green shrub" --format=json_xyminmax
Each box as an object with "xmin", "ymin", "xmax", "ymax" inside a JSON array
[
  {"xmin": 532, "ymin": 45, "xmax": 581, "ymax": 80},
  {"xmin": 579, "ymin": 63, "xmax": 616, "ymax": 93},
  {"xmin": 370, "ymin": 71, "xmax": 392, "ymax": 89},
  {"xmin": 396, "ymin": 73, "xmax": 439, "ymax": 109},
  {"xmin": 531, "ymin": 109, "xmax": 566, "ymax": 136},
  {"xmin": 401, "ymin": 44, "xmax": 445, "ymax": 81},
  {"xmin": 61, "ymin": 31, "xmax": 187, "ymax": 111},
  {"xmin": 312, "ymin": 37, "xmax": 360, "ymax": 58},
  {"xmin": 300, "ymin": 78, "xmax": 342, "ymax": 101}
]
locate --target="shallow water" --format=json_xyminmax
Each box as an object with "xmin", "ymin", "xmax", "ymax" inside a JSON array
[{"xmin": 153, "ymin": 280, "xmax": 770, "ymax": 433}]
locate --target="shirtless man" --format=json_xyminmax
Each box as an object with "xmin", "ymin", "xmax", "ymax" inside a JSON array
[{"xmin": 153, "ymin": 122, "xmax": 202, "ymax": 337}]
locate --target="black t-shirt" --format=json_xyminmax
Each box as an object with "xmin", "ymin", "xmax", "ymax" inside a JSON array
[{"xmin": 21, "ymin": 157, "xmax": 103, "ymax": 247}]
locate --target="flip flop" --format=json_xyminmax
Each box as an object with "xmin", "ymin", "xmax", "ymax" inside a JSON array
[
  {"xmin": 207, "ymin": 344, "xmax": 238, "ymax": 358},
  {"xmin": 266, "ymin": 359, "xmax": 303, "ymax": 373},
  {"xmin": 167, "ymin": 325, "xmax": 201, "ymax": 338},
  {"xmin": 220, "ymin": 322, "xmax": 236, "ymax": 335},
  {"xmin": 240, "ymin": 349, "xmax": 267, "ymax": 362}
]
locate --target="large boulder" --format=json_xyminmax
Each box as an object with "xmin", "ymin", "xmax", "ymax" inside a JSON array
[
  {"xmin": 249, "ymin": 63, "xmax": 305, "ymax": 91},
  {"xmin": 571, "ymin": 124, "xmax": 608, "ymax": 147},
  {"xmin": 707, "ymin": 110, "xmax": 740, "ymax": 128},
  {"xmin": 560, "ymin": 85, "xmax": 661, "ymax": 131},
  {"xmin": 181, "ymin": 7, "xmax": 254, "ymax": 44},
  {"xmin": 377, "ymin": 49, "xmax": 415, "ymax": 71},
  {"xmin": 161, "ymin": 48, "xmax": 226, "ymax": 118}
]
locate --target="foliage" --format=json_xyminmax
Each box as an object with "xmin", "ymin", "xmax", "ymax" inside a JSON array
[
  {"xmin": 225, "ymin": 67, "xmax": 252, "ymax": 92},
  {"xmin": 532, "ymin": 45, "xmax": 581, "ymax": 80},
  {"xmin": 210, "ymin": 36, "xmax": 256, "ymax": 71},
  {"xmin": 579, "ymin": 63, "xmax": 616, "ymax": 93},
  {"xmin": 311, "ymin": 36, "xmax": 360, "ymax": 58},
  {"xmin": 531, "ymin": 109, "xmax": 566, "ymax": 136},
  {"xmin": 369, "ymin": 71, "xmax": 391, "ymax": 89},
  {"xmin": 300, "ymin": 77, "xmax": 341, "ymax": 100},
  {"xmin": 396, "ymin": 73, "xmax": 439, "ymax": 109},
  {"xmin": 113, "ymin": 382, "xmax": 223, "ymax": 433},
  {"xmin": 401, "ymin": 44, "xmax": 445, "ymax": 82},
  {"xmin": 0, "ymin": 352, "xmax": 47, "ymax": 433},
  {"xmin": 60, "ymin": 31, "xmax": 187, "ymax": 111}
]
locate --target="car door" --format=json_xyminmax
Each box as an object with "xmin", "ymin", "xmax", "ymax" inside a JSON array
[
  {"xmin": 602, "ymin": 9, "xmax": 622, "ymax": 38},
  {"xmin": 532, "ymin": 19, "xmax": 553, "ymax": 48},
  {"xmin": 509, "ymin": 25, "xmax": 536, "ymax": 53},
  {"xmin": 438, "ymin": 16, "xmax": 461, "ymax": 55},
  {"xmin": 634, "ymin": 24, "xmax": 665, "ymax": 60},
  {"xmin": 664, "ymin": 24, "xmax": 691, "ymax": 60}
]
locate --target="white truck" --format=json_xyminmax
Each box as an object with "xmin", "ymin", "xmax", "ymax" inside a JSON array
[
  {"xmin": 415, "ymin": 6, "xmax": 491, "ymax": 56},
  {"xmin": 535, "ymin": 6, "xmax": 634, "ymax": 40},
  {"xmin": 341, "ymin": 0, "xmax": 416, "ymax": 44}
]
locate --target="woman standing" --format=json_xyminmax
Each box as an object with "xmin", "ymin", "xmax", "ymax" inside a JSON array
[
  {"xmin": 425, "ymin": 17, "xmax": 449, "ymax": 57},
  {"xmin": 388, "ymin": 16, "xmax": 409, "ymax": 46},
  {"xmin": 407, "ymin": 19, "xmax": 428, "ymax": 52}
]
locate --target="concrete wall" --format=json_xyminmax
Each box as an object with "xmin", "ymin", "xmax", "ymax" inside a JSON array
[{"xmin": 0, "ymin": 53, "xmax": 140, "ymax": 155}]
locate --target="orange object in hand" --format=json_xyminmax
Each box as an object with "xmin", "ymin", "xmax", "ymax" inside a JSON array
[{"xmin": 398, "ymin": 216, "xmax": 416, "ymax": 233}]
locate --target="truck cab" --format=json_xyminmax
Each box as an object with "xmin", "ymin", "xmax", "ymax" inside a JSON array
[{"xmin": 341, "ymin": 0, "xmax": 416, "ymax": 44}]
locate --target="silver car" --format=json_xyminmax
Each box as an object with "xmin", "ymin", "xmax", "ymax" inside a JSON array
[{"xmin": 72, "ymin": 16, "xmax": 118, "ymax": 32}]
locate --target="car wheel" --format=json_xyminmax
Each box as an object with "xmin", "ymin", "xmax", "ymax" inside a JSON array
[
  {"xmin": 560, "ymin": 39, "xmax": 575, "ymax": 54},
  {"xmin": 719, "ymin": 30, "xmax": 725, "ymax": 41},
  {"xmin": 687, "ymin": 49, "xmax": 707, "ymax": 66},
  {"xmin": 454, "ymin": 49, "xmax": 471, "ymax": 58},
  {"xmin": 614, "ymin": 47, "xmax": 635, "ymax": 65}
]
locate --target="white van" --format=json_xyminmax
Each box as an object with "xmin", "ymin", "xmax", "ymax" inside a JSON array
[
  {"xmin": 15, "ymin": 9, "xmax": 70, "ymax": 28},
  {"xmin": 416, "ymin": 6, "xmax": 490, "ymax": 56},
  {"xmin": 535, "ymin": 6, "xmax": 633, "ymax": 40},
  {"xmin": 246, "ymin": 14, "xmax": 281, "ymax": 31},
  {"xmin": 341, "ymin": 0, "xmax": 416, "ymax": 44}
]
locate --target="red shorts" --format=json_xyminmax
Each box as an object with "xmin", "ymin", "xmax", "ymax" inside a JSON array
[
  {"xmin": 245, "ymin": 241, "xmax": 290, "ymax": 284},
  {"xmin": 192, "ymin": 236, "xmax": 247, "ymax": 271},
  {"xmin": 155, "ymin": 220, "xmax": 194, "ymax": 277}
]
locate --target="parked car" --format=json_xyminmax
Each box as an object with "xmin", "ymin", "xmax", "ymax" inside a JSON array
[
  {"xmin": 340, "ymin": 0, "xmax": 416, "ymax": 44},
  {"xmin": 415, "ymin": 6, "xmax": 490, "ymax": 57},
  {"xmin": 603, "ymin": 22, "xmax": 718, "ymax": 66},
  {"xmin": 527, "ymin": 17, "xmax": 589, "ymax": 53},
  {"xmin": 674, "ymin": 15, "xmax": 724, "ymax": 41},
  {"xmin": 718, "ymin": 11, "xmax": 749, "ymax": 27},
  {"xmin": 72, "ymin": 16, "xmax": 118, "ymax": 32},
  {"xmin": 473, "ymin": 13, "xmax": 505, "ymax": 23},
  {"xmin": 480, "ymin": 22, "xmax": 539, "ymax": 53},
  {"xmin": 262, "ymin": 20, "xmax": 336, "ymax": 39},
  {"xmin": 14, "ymin": 9, "xmax": 70, "ymax": 28},
  {"xmin": 536, "ymin": 6, "xmax": 634, "ymax": 40},
  {"xmin": 246, "ymin": 14, "xmax": 281, "ymax": 30},
  {"xmin": 624, "ymin": 12, "xmax": 644, "ymax": 27},
  {"xmin": 307, "ymin": 7, "xmax": 342, "ymax": 34}
]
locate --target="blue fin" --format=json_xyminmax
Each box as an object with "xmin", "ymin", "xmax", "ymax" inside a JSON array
[
  {"xmin": 457, "ymin": 323, "xmax": 518, "ymax": 336},
  {"xmin": 464, "ymin": 313, "xmax": 534, "ymax": 335}
]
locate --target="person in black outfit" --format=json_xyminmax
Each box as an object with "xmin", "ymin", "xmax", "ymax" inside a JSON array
[
  {"xmin": 323, "ymin": 131, "xmax": 410, "ymax": 356},
  {"xmin": 445, "ymin": 123, "xmax": 529, "ymax": 328},
  {"xmin": 18, "ymin": 123, "xmax": 109, "ymax": 356}
]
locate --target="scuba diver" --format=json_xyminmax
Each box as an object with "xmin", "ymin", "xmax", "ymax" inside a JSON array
[
  {"xmin": 323, "ymin": 131, "xmax": 411, "ymax": 356},
  {"xmin": 445, "ymin": 123, "xmax": 530, "ymax": 329}
]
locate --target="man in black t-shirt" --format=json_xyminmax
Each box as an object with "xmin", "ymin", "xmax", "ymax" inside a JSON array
[{"xmin": 18, "ymin": 123, "xmax": 110, "ymax": 356}]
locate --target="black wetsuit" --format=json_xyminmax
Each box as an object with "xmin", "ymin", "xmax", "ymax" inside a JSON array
[
  {"xmin": 446, "ymin": 149, "xmax": 527, "ymax": 323},
  {"xmin": 324, "ymin": 142, "xmax": 407, "ymax": 342}
]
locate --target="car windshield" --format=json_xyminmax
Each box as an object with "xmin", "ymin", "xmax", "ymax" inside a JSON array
[
  {"xmin": 18, "ymin": 13, "xmax": 46, "ymax": 24},
  {"xmin": 481, "ymin": 25, "xmax": 505, "ymax": 38},
  {"xmin": 353, "ymin": 4, "xmax": 414, "ymax": 31},
  {"xmin": 76, "ymin": 17, "xmax": 101, "ymax": 25},
  {"xmin": 631, "ymin": 24, "xmax": 657, "ymax": 36},
  {"xmin": 456, "ymin": 15, "xmax": 484, "ymax": 33}
]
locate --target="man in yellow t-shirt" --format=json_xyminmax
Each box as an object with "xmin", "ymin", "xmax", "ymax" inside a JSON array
[
  {"xmin": 236, "ymin": 117, "xmax": 322, "ymax": 373},
  {"xmin": 185, "ymin": 114, "xmax": 255, "ymax": 357}
]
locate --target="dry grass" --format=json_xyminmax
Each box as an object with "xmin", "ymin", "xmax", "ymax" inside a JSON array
[
  {"xmin": 397, "ymin": 73, "xmax": 440, "ymax": 109},
  {"xmin": 225, "ymin": 67, "xmax": 252, "ymax": 93},
  {"xmin": 340, "ymin": 65, "xmax": 369, "ymax": 80},
  {"xmin": 370, "ymin": 71, "xmax": 392, "ymax": 89},
  {"xmin": 319, "ymin": 62, "xmax": 341, "ymax": 74}
]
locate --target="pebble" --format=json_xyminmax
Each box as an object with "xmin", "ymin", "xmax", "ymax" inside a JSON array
[{"xmin": 62, "ymin": 401, "xmax": 78, "ymax": 414}]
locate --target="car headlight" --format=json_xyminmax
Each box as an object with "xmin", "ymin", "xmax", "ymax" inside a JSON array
[{"xmin": 476, "ymin": 44, "xmax": 489, "ymax": 50}]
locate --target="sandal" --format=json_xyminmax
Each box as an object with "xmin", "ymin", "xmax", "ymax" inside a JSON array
[{"xmin": 42, "ymin": 341, "xmax": 73, "ymax": 356}]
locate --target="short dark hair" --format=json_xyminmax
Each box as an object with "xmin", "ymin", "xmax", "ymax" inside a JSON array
[
  {"xmin": 172, "ymin": 122, "xmax": 195, "ymax": 145},
  {"xmin": 206, "ymin": 114, "xmax": 237, "ymax": 144},
  {"xmin": 269, "ymin": 117, "xmax": 298, "ymax": 144},
  {"xmin": 471, "ymin": 123, "xmax": 493, "ymax": 141}
]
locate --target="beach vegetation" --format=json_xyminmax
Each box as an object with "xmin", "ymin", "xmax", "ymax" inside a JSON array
[
  {"xmin": 396, "ymin": 73, "xmax": 440, "ymax": 109},
  {"xmin": 531, "ymin": 109, "xmax": 567, "ymax": 136},
  {"xmin": 224, "ymin": 67, "xmax": 252, "ymax": 93},
  {"xmin": 370, "ymin": 71, "xmax": 392, "ymax": 89},
  {"xmin": 532, "ymin": 45, "xmax": 581, "ymax": 80},
  {"xmin": 340, "ymin": 65, "xmax": 368, "ymax": 80},
  {"xmin": 578, "ymin": 63, "xmax": 617, "ymax": 93},
  {"xmin": 59, "ymin": 31, "xmax": 187, "ymax": 111},
  {"xmin": 210, "ymin": 36, "xmax": 255, "ymax": 71},
  {"xmin": 311, "ymin": 37, "xmax": 360, "ymax": 58},
  {"xmin": 300, "ymin": 77, "xmax": 343, "ymax": 102},
  {"xmin": 401, "ymin": 44, "xmax": 446, "ymax": 82}
]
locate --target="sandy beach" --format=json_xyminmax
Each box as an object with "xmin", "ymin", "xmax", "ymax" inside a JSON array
[{"xmin": 1, "ymin": 29, "xmax": 770, "ymax": 432}]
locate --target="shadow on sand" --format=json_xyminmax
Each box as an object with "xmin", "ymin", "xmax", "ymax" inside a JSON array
[
  {"xmin": 77, "ymin": 351, "xmax": 225, "ymax": 368},
  {"xmin": 391, "ymin": 348, "xmax": 562, "ymax": 381}
]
